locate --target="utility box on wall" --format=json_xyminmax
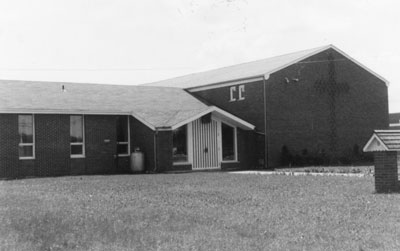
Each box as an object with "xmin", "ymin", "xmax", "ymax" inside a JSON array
[{"xmin": 364, "ymin": 130, "xmax": 400, "ymax": 193}]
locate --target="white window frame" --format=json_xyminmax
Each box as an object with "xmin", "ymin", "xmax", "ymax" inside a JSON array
[
  {"xmin": 173, "ymin": 123, "xmax": 193, "ymax": 165},
  {"xmin": 220, "ymin": 121, "xmax": 238, "ymax": 163},
  {"xmin": 18, "ymin": 114, "xmax": 35, "ymax": 160},
  {"xmin": 117, "ymin": 116, "xmax": 131, "ymax": 157},
  {"xmin": 70, "ymin": 115, "xmax": 85, "ymax": 158}
]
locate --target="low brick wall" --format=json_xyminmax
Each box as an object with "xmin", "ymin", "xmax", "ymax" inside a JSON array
[{"xmin": 374, "ymin": 151, "xmax": 399, "ymax": 193}]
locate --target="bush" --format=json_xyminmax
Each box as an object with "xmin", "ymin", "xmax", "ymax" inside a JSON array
[{"xmin": 279, "ymin": 144, "xmax": 374, "ymax": 167}]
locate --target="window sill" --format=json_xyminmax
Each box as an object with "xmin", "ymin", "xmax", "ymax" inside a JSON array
[
  {"xmin": 173, "ymin": 162, "xmax": 191, "ymax": 166},
  {"xmin": 19, "ymin": 157, "xmax": 35, "ymax": 160},
  {"xmin": 221, "ymin": 160, "xmax": 239, "ymax": 163},
  {"xmin": 117, "ymin": 154, "xmax": 130, "ymax": 157},
  {"xmin": 71, "ymin": 155, "xmax": 85, "ymax": 159}
]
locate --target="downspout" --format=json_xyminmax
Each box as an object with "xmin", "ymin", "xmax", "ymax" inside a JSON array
[
  {"xmin": 263, "ymin": 74, "xmax": 270, "ymax": 169},
  {"xmin": 153, "ymin": 129, "xmax": 158, "ymax": 173}
]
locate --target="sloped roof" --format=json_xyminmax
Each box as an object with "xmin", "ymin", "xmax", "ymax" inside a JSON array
[
  {"xmin": 363, "ymin": 130, "xmax": 400, "ymax": 152},
  {"xmin": 0, "ymin": 80, "xmax": 211, "ymax": 129},
  {"xmin": 145, "ymin": 44, "xmax": 389, "ymax": 89},
  {"xmin": 0, "ymin": 80, "xmax": 255, "ymax": 130}
]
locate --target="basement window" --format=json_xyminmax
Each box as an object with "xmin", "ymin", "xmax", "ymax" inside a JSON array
[
  {"xmin": 173, "ymin": 125, "xmax": 188, "ymax": 163},
  {"xmin": 222, "ymin": 123, "xmax": 237, "ymax": 161},
  {"xmin": 18, "ymin": 114, "xmax": 35, "ymax": 159},
  {"xmin": 117, "ymin": 116, "xmax": 130, "ymax": 156},
  {"xmin": 70, "ymin": 115, "xmax": 85, "ymax": 158}
]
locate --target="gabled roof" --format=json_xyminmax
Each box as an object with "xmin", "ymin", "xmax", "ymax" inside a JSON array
[
  {"xmin": 363, "ymin": 130, "xmax": 400, "ymax": 152},
  {"xmin": 145, "ymin": 44, "xmax": 389, "ymax": 89},
  {"xmin": 0, "ymin": 80, "xmax": 254, "ymax": 130}
]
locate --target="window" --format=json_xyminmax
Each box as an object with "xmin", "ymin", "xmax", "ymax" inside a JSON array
[
  {"xmin": 117, "ymin": 116, "xmax": 130, "ymax": 156},
  {"xmin": 173, "ymin": 125, "xmax": 188, "ymax": 163},
  {"xmin": 70, "ymin": 115, "xmax": 85, "ymax": 157},
  {"xmin": 18, "ymin": 114, "xmax": 35, "ymax": 159},
  {"xmin": 222, "ymin": 123, "xmax": 236, "ymax": 161}
]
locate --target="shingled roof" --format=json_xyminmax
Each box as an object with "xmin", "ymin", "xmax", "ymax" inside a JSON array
[
  {"xmin": 363, "ymin": 130, "xmax": 400, "ymax": 152},
  {"xmin": 145, "ymin": 44, "xmax": 389, "ymax": 89},
  {"xmin": 0, "ymin": 80, "xmax": 254, "ymax": 130}
]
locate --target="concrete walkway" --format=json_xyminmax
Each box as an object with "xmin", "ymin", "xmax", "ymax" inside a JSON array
[{"xmin": 229, "ymin": 170, "xmax": 369, "ymax": 178}]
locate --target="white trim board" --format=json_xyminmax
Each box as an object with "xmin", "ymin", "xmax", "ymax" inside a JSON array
[
  {"xmin": 0, "ymin": 109, "xmax": 157, "ymax": 131},
  {"xmin": 188, "ymin": 76, "xmax": 264, "ymax": 92},
  {"xmin": 171, "ymin": 106, "xmax": 255, "ymax": 131},
  {"xmin": 363, "ymin": 134, "xmax": 389, "ymax": 152}
]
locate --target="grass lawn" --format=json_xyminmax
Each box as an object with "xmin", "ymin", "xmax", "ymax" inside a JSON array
[{"xmin": 1, "ymin": 173, "xmax": 400, "ymax": 251}]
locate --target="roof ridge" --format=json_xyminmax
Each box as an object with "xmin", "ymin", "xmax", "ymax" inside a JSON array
[
  {"xmin": 144, "ymin": 44, "xmax": 331, "ymax": 86},
  {"xmin": 0, "ymin": 79, "xmax": 184, "ymax": 90}
]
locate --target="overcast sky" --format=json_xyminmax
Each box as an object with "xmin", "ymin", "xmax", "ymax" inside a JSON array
[{"xmin": 0, "ymin": 0, "xmax": 399, "ymax": 112}]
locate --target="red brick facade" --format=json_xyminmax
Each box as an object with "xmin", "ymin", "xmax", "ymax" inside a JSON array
[
  {"xmin": 0, "ymin": 114, "xmax": 136, "ymax": 178},
  {"xmin": 0, "ymin": 112, "xmax": 254, "ymax": 178},
  {"xmin": 192, "ymin": 48, "xmax": 388, "ymax": 167},
  {"xmin": 0, "ymin": 48, "xmax": 390, "ymax": 177},
  {"xmin": 374, "ymin": 152, "xmax": 399, "ymax": 193}
]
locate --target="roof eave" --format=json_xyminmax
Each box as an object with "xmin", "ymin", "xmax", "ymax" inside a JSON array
[
  {"xmin": 170, "ymin": 106, "xmax": 255, "ymax": 130},
  {"xmin": 0, "ymin": 108, "xmax": 157, "ymax": 131},
  {"xmin": 188, "ymin": 44, "xmax": 389, "ymax": 92}
]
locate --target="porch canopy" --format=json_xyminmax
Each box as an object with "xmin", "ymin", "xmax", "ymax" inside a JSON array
[{"xmin": 363, "ymin": 130, "xmax": 400, "ymax": 152}]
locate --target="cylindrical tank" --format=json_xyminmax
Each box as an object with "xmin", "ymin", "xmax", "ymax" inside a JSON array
[{"xmin": 130, "ymin": 148, "xmax": 145, "ymax": 172}]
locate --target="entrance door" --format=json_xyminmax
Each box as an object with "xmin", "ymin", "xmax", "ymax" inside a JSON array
[{"xmin": 192, "ymin": 118, "xmax": 220, "ymax": 169}]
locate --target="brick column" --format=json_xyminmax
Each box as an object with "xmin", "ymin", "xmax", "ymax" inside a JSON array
[
  {"xmin": 155, "ymin": 130, "xmax": 173, "ymax": 172},
  {"xmin": 374, "ymin": 151, "xmax": 399, "ymax": 193}
]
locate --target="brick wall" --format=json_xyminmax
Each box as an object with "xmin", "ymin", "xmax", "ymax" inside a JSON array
[
  {"xmin": 221, "ymin": 128, "xmax": 257, "ymax": 170},
  {"xmin": 130, "ymin": 116, "xmax": 155, "ymax": 172},
  {"xmin": 0, "ymin": 114, "xmax": 19, "ymax": 178},
  {"xmin": 155, "ymin": 130, "xmax": 173, "ymax": 172},
  {"xmin": 0, "ymin": 114, "xmax": 149, "ymax": 178},
  {"xmin": 191, "ymin": 48, "xmax": 388, "ymax": 168},
  {"xmin": 192, "ymin": 81, "xmax": 266, "ymax": 168},
  {"xmin": 34, "ymin": 114, "xmax": 70, "ymax": 177},
  {"xmin": 193, "ymin": 80, "xmax": 265, "ymax": 132},
  {"xmin": 374, "ymin": 151, "xmax": 399, "ymax": 193},
  {"xmin": 85, "ymin": 115, "xmax": 118, "ymax": 174},
  {"xmin": 266, "ymin": 48, "xmax": 388, "ymax": 167}
]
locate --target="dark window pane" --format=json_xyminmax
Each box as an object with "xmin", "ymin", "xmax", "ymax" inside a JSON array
[
  {"xmin": 71, "ymin": 145, "xmax": 83, "ymax": 155},
  {"xmin": 173, "ymin": 125, "xmax": 187, "ymax": 162},
  {"xmin": 117, "ymin": 116, "xmax": 128, "ymax": 142},
  {"xmin": 70, "ymin": 116, "xmax": 83, "ymax": 143},
  {"xmin": 117, "ymin": 144, "xmax": 128, "ymax": 155},
  {"xmin": 18, "ymin": 115, "xmax": 33, "ymax": 143},
  {"xmin": 222, "ymin": 123, "xmax": 235, "ymax": 161},
  {"xmin": 19, "ymin": 145, "xmax": 33, "ymax": 157}
]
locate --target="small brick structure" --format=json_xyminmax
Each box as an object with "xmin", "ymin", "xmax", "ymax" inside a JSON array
[{"xmin": 364, "ymin": 130, "xmax": 400, "ymax": 193}]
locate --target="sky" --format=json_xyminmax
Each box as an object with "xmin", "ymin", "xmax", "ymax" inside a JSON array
[{"xmin": 0, "ymin": 0, "xmax": 399, "ymax": 112}]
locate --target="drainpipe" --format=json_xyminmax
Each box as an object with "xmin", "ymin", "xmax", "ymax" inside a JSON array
[
  {"xmin": 263, "ymin": 74, "xmax": 270, "ymax": 169},
  {"xmin": 153, "ymin": 129, "xmax": 158, "ymax": 173}
]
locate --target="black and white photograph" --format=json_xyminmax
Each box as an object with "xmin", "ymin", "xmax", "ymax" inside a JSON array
[{"xmin": 0, "ymin": 0, "xmax": 399, "ymax": 250}]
